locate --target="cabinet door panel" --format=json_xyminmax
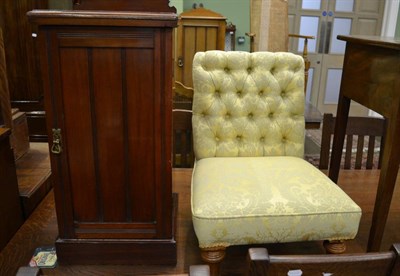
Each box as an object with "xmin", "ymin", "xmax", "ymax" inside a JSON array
[
  {"xmin": 54, "ymin": 29, "xmax": 164, "ymax": 238},
  {"xmin": 92, "ymin": 48, "xmax": 126, "ymax": 222},
  {"xmin": 59, "ymin": 48, "xmax": 98, "ymax": 222}
]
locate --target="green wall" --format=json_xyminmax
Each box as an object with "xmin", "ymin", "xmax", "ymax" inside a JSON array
[
  {"xmin": 170, "ymin": 0, "xmax": 183, "ymax": 14},
  {"xmin": 183, "ymin": 0, "xmax": 250, "ymax": 51}
]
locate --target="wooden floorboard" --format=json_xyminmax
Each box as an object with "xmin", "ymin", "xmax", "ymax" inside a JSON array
[
  {"xmin": 16, "ymin": 142, "xmax": 53, "ymax": 218},
  {"xmin": 1, "ymin": 169, "xmax": 400, "ymax": 275}
]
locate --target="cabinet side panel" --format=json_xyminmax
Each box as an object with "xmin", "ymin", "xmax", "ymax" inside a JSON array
[{"xmin": 60, "ymin": 48, "xmax": 98, "ymax": 221}]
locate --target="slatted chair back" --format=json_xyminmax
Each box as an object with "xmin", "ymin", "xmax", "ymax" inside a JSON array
[
  {"xmin": 319, "ymin": 113, "xmax": 386, "ymax": 170},
  {"xmin": 247, "ymin": 245, "xmax": 400, "ymax": 276},
  {"xmin": 172, "ymin": 108, "xmax": 194, "ymax": 168}
]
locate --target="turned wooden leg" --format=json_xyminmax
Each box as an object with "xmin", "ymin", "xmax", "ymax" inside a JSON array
[
  {"xmin": 323, "ymin": 240, "xmax": 346, "ymax": 254},
  {"xmin": 200, "ymin": 247, "xmax": 226, "ymax": 276}
]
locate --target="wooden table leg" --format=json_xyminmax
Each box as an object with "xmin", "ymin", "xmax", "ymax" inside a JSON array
[
  {"xmin": 368, "ymin": 116, "xmax": 400, "ymax": 252},
  {"xmin": 328, "ymin": 95, "xmax": 351, "ymax": 183}
]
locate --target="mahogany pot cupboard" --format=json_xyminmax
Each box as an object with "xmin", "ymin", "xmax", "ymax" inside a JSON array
[{"xmin": 28, "ymin": 3, "xmax": 178, "ymax": 264}]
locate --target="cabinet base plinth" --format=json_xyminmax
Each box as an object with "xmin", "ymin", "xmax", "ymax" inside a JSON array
[
  {"xmin": 56, "ymin": 193, "xmax": 177, "ymax": 265},
  {"xmin": 55, "ymin": 238, "xmax": 177, "ymax": 265}
]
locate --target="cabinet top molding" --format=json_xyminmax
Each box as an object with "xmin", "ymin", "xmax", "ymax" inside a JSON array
[
  {"xmin": 27, "ymin": 10, "xmax": 177, "ymax": 27},
  {"xmin": 71, "ymin": 0, "xmax": 176, "ymax": 13}
]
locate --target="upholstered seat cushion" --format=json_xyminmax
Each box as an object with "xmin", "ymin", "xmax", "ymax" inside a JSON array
[{"xmin": 191, "ymin": 156, "xmax": 361, "ymax": 248}]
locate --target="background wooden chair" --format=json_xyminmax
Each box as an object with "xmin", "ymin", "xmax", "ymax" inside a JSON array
[
  {"xmin": 319, "ymin": 113, "xmax": 386, "ymax": 170},
  {"xmin": 247, "ymin": 245, "xmax": 400, "ymax": 276},
  {"xmin": 172, "ymin": 81, "xmax": 194, "ymax": 168},
  {"xmin": 172, "ymin": 108, "xmax": 194, "ymax": 168},
  {"xmin": 287, "ymin": 34, "xmax": 314, "ymax": 95}
]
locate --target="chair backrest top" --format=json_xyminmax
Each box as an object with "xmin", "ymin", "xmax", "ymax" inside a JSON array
[
  {"xmin": 191, "ymin": 51, "xmax": 305, "ymax": 160},
  {"xmin": 248, "ymin": 244, "xmax": 400, "ymax": 276}
]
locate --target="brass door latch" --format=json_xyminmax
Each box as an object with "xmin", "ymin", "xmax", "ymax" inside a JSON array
[{"xmin": 51, "ymin": 128, "xmax": 62, "ymax": 155}]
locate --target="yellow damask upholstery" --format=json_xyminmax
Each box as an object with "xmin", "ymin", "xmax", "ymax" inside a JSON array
[
  {"xmin": 192, "ymin": 51, "xmax": 305, "ymax": 159},
  {"xmin": 192, "ymin": 156, "xmax": 360, "ymax": 248},
  {"xmin": 191, "ymin": 51, "xmax": 361, "ymax": 251}
]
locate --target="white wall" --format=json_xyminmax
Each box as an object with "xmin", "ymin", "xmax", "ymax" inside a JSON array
[{"xmin": 382, "ymin": 0, "xmax": 399, "ymax": 37}]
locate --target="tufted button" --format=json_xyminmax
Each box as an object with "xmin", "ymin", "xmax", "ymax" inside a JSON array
[
  {"xmin": 224, "ymin": 67, "xmax": 230, "ymax": 73},
  {"xmin": 201, "ymin": 112, "xmax": 207, "ymax": 117},
  {"xmin": 281, "ymin": 91, "xmax": 286, "ymax": 98},
  {"xmin": 236, "ymin": 90, "xmax": 242, "ymax": 97},
  {"xmin": 236, "ymin": 135, "xmax": 242, "ymax": 141},
  {"xmin": 215, "ymin": 136, "xmax": 220, "ymax": 142},
  {"xmin": 247, "ymin": 67, "xmax": 253, "ymax": 73},
  {"xmin": 225, "ymin": 112, "xmax": 231, "ymax": 119},
  {"xmin": 215, "ymin": 90, "xmax": 221, "ymax": 97},
  {"xmin": 248, "ymin": 112, "xmax": 254, "ymax": 119},
  {"xmin": 268, "ymin": 112, "xmax": 274, "ymax": 118},
  {"xmin": 260, "ymin": 136, "xmax": 265, "ymax": 142},
  {"xmin": 258, "ymin": 90, "xmax": 264, "ymax": 96},
  {"xmin": 281, "ymin": 135, "xmax": 287, "ymax": 143}
]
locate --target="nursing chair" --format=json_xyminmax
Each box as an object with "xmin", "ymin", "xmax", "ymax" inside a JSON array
[{"xmin": 191, "ymin": 51, "xmax": 361, "ymax": 275}]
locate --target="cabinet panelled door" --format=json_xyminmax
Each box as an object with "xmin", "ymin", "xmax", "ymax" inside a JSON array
[{"xmin": 51, "ymin": 27, "xmax": 172, "ymax": 238}]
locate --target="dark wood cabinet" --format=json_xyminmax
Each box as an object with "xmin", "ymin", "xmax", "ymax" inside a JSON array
[
  {"xmin": 28, "ymin": 8, "xmax": 177, "ymax": 264},
  {"xmin": 0, "ymin": 128, "xmax": 24, "ymax": 251},
  {"xmin": 0, "ymin": 0, "xmax": 48, "ymax": 142}
]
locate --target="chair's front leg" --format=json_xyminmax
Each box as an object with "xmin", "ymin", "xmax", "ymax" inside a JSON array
[
  {"xmin": 200, "ymin": 246, "xmax": 226, "ymax": 276},
  {"xmin": 324, "ymin": 240, "xmax": 346, "ymax": 254}
]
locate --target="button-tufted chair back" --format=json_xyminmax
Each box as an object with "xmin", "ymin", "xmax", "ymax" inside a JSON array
[{"xmin": 192, "ymin": 51, "xmax": 305, "ymax": 160}]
